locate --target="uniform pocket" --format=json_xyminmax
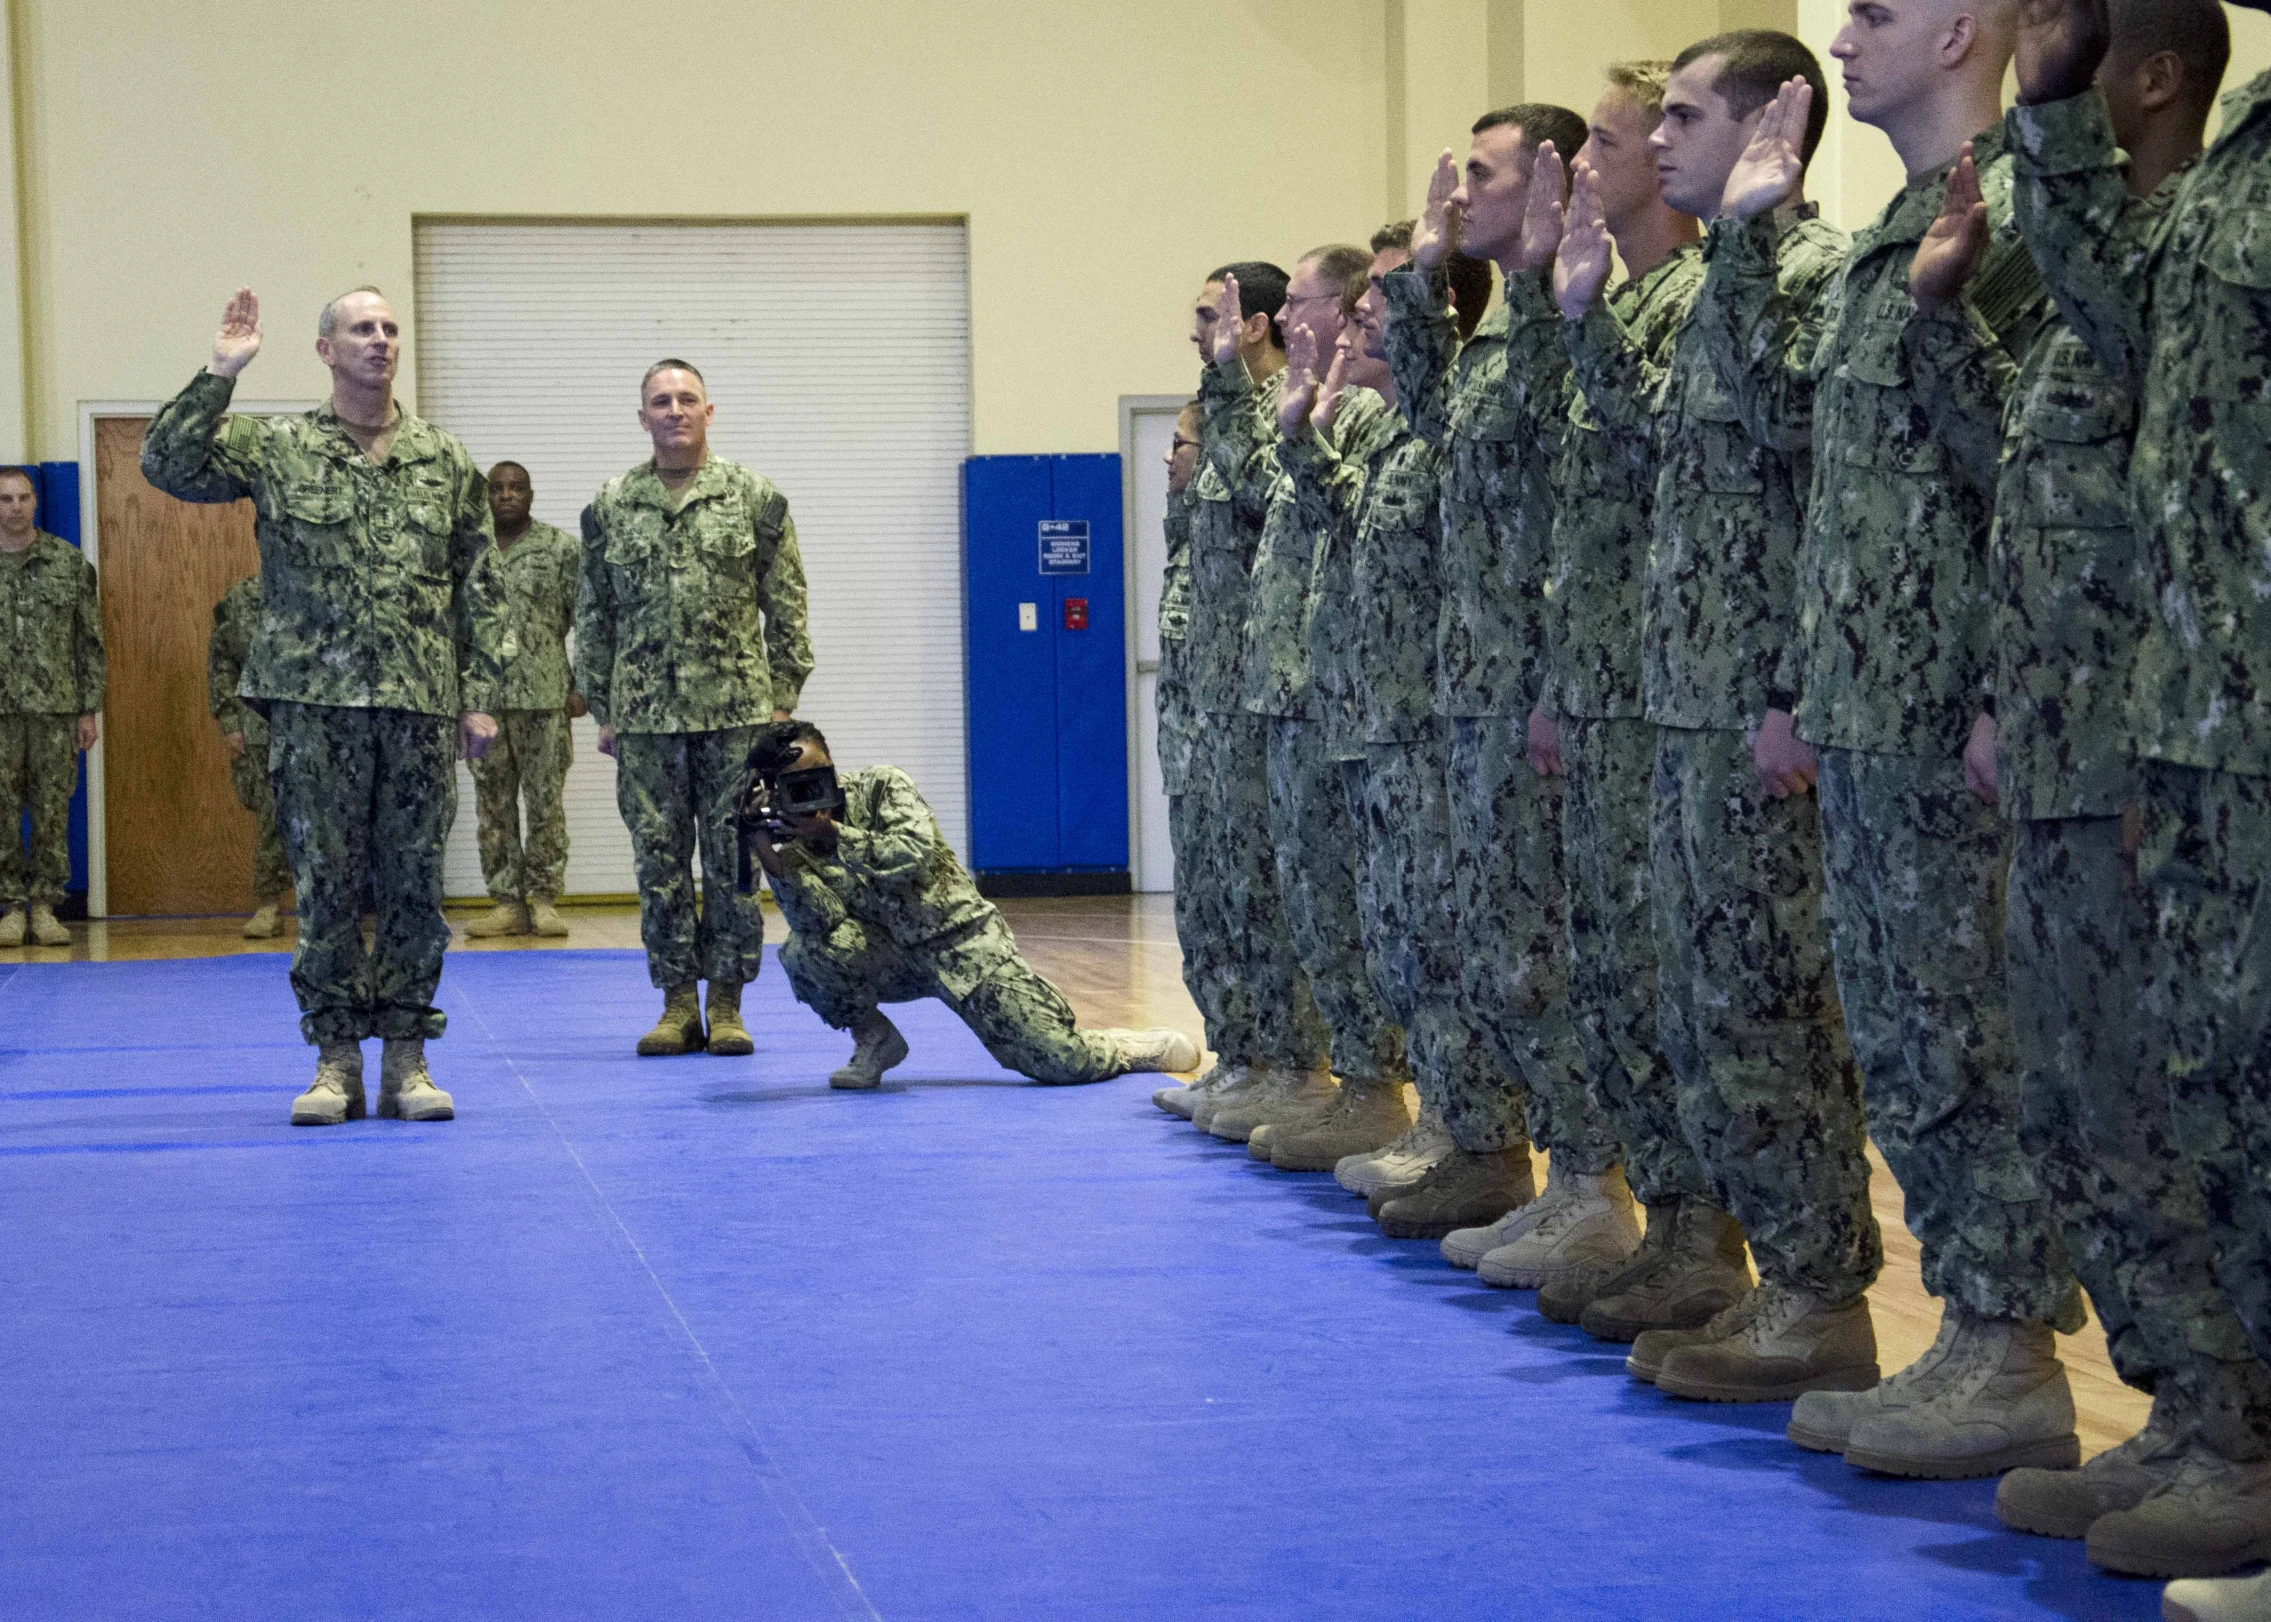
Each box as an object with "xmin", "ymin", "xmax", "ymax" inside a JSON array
[
  {"xmin": 1683, "ymin": 376, "xmax": 1765, "ymax": 495},
  {"xmin": 280, "ymin": 478, "xmax": 355, "ymax": 567}
]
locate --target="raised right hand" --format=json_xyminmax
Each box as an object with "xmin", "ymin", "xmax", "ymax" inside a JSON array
[
  {"xmin": 1721, "ymin": 78, "xmax": 1812, "ymax": 223},
  {"xmin": 1276, "ymin": 321, "xmax": 1322, "ymax": 439},
  {"xmin": 211, "ymin": 287, "xmax": 263, "ymax": 378},
  {"xmin": 223, "ymin": 730, "xmax": 247, "ymax": 759},
  {"xmin": 1310, "ymin": 329, "xmax": 1355, "ymax": 438},
  {"xmin": 1411, "ymin": 149, "xmax": 1463, "ymax": 272},
  {"xmin": 2015, "ymin": 0, "xmax": 2110, "ymax": 106},
  {"xmin": 1209, "ymin": 274, "xmax": 1246, "ymax": 369},
  {"xmin": 1554, "ymin": 154, "xmax": 1615, "ymax": 321}
]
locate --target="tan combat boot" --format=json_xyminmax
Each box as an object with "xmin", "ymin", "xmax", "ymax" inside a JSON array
[
  {"xmin": 1248, "ymin": 1083, "xmax": 1344, "ymax": 1160},
  {"xmin": 1269, "ymin": 1076, "xmax": 1416, "ymax": 1172},
  {"xmin": 1478, "ymin": 1165, "xmax": 1641, "ymax": 1290},
  {"xmin": 290, "ymin": 1041, "xmax": 366, "ymax": 1126},
  {"xmin": 1583, "ymin": 1201, "xmax": 1753, "ymax": 1344},
  {"xmin": 527, "ymin": 897, "xmax": 570, "ymax": 937},
  {"xmin": 1371, "ymin": 1146, "xmax": 1537, "ymax": 1240},
  {"xmin": 465, "ymin": 901, "xmax": 529, "ymax": 938},
  {"xmin": 2088, "ymin": 1447, "xmax": 2271, "ymax": 1579},
  {"xmin": 1156, "ymin": 1061, "xmax": 1243, "ymax": 1120},
  {"xmin": 1441, "ymin": 1169, "xmax": 1562, "ymax": 1271},
  {"xmin": 0, "ymin": 907, "xmax": 24, "ymax": 947},
  {"xmin": 377, "ymin": 1038, "xmax": 455, "ymax": 1121},
  {"xmin": 1335, "ymin": 1108, "xmax": 1455, "ymax": 1198},
  {"xmin": 1653, "ymin": 1282, "xmax": 1879, "ymax": 1403},
  {"xmin": 1540, "ymin": 1198, "xmax": 1677, "ymax": 1324},
  {"xmin": 1207, "ymin": 1067, "xmax": 1336, "ymax": 1143},
  {"xmin": 2164, "ymin": 1570, "xmax": 2271, "ymax": 1621},
  {"xmin": 637, "ymin": 984, "xmax": 706, "ymax": 1056},
  {"xmin": 705, "ymin": 982, "xmax": 755, "ymax": 1056},
  {"xmin": 1998, "ymin": 1385, "xmax": 2193, "ymax": 1538},
  {"xmin": 243, "ymin": 901, "xmax": 282, "ymax": 940},
  {"xmin": 830, "ymin": 1010, "xmax": 908, "ymax": 1089},
  {"xmin": 1191, "ymin": 1065, "xmax": 1276, "ymax": 1133},
  {"xmin": 1837, "ymin": 1314, "xmax": 2078, "ymax": 1479},
  {"xmin": 27, "ymin": 903, "xmax": 69, "ymax": 946},
  {"xmin": 1108, "ymin": 1029, "xmax": 1203, "ymax": 1075}
]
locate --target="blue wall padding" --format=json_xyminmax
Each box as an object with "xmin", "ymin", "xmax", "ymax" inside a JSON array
[{"xmin": 962, "ymin": 453, "xmax": 1129, "ymax": 875}]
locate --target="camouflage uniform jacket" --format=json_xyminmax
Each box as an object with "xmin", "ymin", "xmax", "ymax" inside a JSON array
[
  {"xmin": 1384, "ymin": 263, "xmax": 1567, "ymax": 719},
  {"xmin": 1538, "ymin": 246, "xmax": 1704, "ymax": 721},
  {"xmin": 769, "ymin": 765, "xmax": 1015, "ymax": 1000},
  {"xmin": 1701, "ymin": 122, "xmax": 2049, "ymax": 756},
  {"xmin": 1568, "ymin": 207, "xmax": 1847, "ymax": 731},
  {"xmin": 0, "ymin": 530, "xmax": 105, "ymax": 715},
  {"xmin": 1188, "ymin": 361, "xmax": 1284, "ymax": 717},
  {"xmin": 2012, "ymin": 79, "xmax": 2271, "ymax": 778},
  {"xmin": 141, "ymin": 371, "xmax": 504, "ymax": 719},
  {"xmin": 1268, "ymin": 386, "xmax": 1394, "ymax": 750},
  {"xmin": 1283, "ymin": 386, "xmax": 1401, "ymax": 756},
  {"xmin": 575, "ymin": 456, "xmax": 813, "ymax": 735},
  {"xmin": 1909, "ymin": 156, "xmax": 2187, "ymax": 821},
  {"xmin": 207, "ymin": 575, "xmax": 262, "ymax": 737},
  {"xmin": 1156, "ymin": 487, "xmax": 1199, "ymax": 795},
  {"xmin": 479, "ymin": 520, "xmax": 581, "ymax": 711}
]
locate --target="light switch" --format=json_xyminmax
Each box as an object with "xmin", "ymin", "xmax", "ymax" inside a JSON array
[{"xmin": 1018, "ymin": 602, "xmax": 1038, "ymax": 632}]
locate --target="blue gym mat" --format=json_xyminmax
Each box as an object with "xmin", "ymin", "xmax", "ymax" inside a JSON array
[{"xmin": 0, "ymin": 949, "xmax": 2162, "ymax": 1620}]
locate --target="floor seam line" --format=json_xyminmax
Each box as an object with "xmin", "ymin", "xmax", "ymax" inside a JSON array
[{"xmin": 455, "ymin": 993, "xmax": 882, "ymax": 1621}]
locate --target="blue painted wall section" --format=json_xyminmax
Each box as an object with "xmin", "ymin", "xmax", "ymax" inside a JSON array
[
  {"xmin": 15, "ymin": 462, "xmax": 89, "ymax": 909},
  {"xmin": 962, "ymin": 454, "xmax": 1129, "ymax": 886}
]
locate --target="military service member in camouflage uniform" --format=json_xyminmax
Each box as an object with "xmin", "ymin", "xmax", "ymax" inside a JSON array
[
  {"xmin": 1380, "ymin": 102, "xmax": 1616, "ymax": 1241},
  {"xmin": 207, "ymin": 573, "xmax": 291, "ymax": 939},
  {"xmin": 143, "ymin": 286, "xmax": 505, "ymax": 1126},
  {"xmin": 1562, "ymin": 33, "xmax": 1879, "ymax": 1382},
  {"xmin": 745, "ymin": 722, "xmax": 1197, "ymax": 1088},
  {"xmin": 1894, "ymin": 0, "xmax": 2271, "ymax": 1565},
  {"xmin": 1163, "ymin": 263, "xmax": 1339, "ymax": 1127},
  {"xmin": 2010, "ymin": 0, "xmax": 2271, "ymax": 1597},
  {"xmin": 1706, "ymin": 10, "xmax": 2086, "ymax": 1476},
  {"xmin": 1149, "ymin": 403, "xmax": 1252, "ymax": 1105},
  {"xmin": 1212, "ymin": 245, "xmax": 1413, "ymax": 1154},
  {"xmin": 465, "ymin": 461, "xmax": 582, "ymax": 941},
  {"xmin": 1454, "ymin": 62, "xmax": 1703, "ymax": 1307},
  {"xmin": 1274, "ymin": 227, "xmax": 1498, "ymax": 1188},
  {"xmin": 0, "ymin": 468, "xmax": 103, "ymax": 950},
  {"xmin": 577, "ymin": 360, "xmax": 813, "ymax": 1061}
]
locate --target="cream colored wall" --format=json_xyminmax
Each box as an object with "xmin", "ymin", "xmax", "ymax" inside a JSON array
[
  {"xmin": 11, "ymin": 0, "xmax": 1385, "ymax": 462},
  {"xmin": 9, "ymin": 1, "xmax": 2271, "ymax": 465}
]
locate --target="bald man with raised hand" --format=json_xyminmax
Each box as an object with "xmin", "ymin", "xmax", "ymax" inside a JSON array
[
  {"xmin": 1700, "ymin": 0, "xmax": 2087, "ymax": 1480},
  {"xmin": 2010, "ymin": 0, "xmax": 2271, "ymax": 1602},
  {"xmin": 143, "ymin": 287, "xmax": 505, "ymax": 1126}
]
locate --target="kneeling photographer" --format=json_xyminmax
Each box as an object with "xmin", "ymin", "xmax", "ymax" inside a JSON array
[{"xmin": 739, "ymin": 721, "xmax": 1198, "ymax": 1089}]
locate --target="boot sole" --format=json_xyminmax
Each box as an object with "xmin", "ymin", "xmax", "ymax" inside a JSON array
[
  {"xmin": 1155, "ymin": 1093, "xmax": 1200, "ymax": 1119},
  {"xmin": 2086, "ymin": 1528, "xmax": 2271, "ymax": 1580},
  {"xmin": 706, "ymin": 1035, "xmax": 756, "ymax": 1056},
  {"xmin": 1845, "ymin": 1434, "xmax": 2080, "ymax": 1482},
  {"xmin": 1582, "ymin": 1290, "xmax": 1746, "ymax": 1346},
  {"xmin": 637, "ymin": 1033, "xmax": 705, "ymax": 1056},
  {"xmin": 377, "ymin": 1097, "xmax": 454, "ymax": 1121},
  {"xmin": 1786, "ymin": 1418, "xmax": 1850, "ymax": 1454},
  {"xmin": 1478, "ymin": 1248, "xmax": 1638, "ymax": 1291},
  {"xmin": 1654, "ymin": 1361, "xmax": 1881, "ymax": 1405}
]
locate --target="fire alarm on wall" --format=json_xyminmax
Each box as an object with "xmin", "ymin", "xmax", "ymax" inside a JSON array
[{"xmin": 1063, "ymin": 598, "xmax": 1089, "ymax": 631}]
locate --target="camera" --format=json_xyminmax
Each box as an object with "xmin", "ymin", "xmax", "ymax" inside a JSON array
[{"xmin": 734, "ymin": 760, "xmax": 843, "ymax": 892}]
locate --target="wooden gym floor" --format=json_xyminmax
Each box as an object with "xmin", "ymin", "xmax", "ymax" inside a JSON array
[{"xmin": 18, "ymin": 891, "xmax": 2149, "ymax": 1457}]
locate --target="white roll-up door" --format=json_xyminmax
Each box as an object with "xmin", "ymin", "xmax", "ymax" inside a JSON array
[{"xmin": 412, "ymin": 220, "xmax": 973, "ymax": 900}]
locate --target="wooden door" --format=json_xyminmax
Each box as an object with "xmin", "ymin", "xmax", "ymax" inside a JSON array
[{"xmin": 94, "ymin": 416, "xmax": 264, "ymax": 916}]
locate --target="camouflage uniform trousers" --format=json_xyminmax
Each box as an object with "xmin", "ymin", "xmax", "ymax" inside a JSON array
[
  {"xmin": 1652, "ymin": 725, "xmax": 1880, "ymax": 1299},
  {"xmin": 1449, "ymin": 713, "xmax": 1612, "ymax": 1163},
  {"xmin": 469, "ymin": 708, "xmax": 573, "ymax": 903},
  {"xmin": 1354, "ymin": 725, "xmax": 1519, "ymax": 1133},
  {"xmin": 227, "ymin": 713, "xmax": 291, "ymax": 902},
  {"xmin": 2136, "ymin": 761, "xmax": 2271, "ymax": 1452},
  {"xmin": 613, "ymin": 726, "xmax": 768, "ymax": 992},
  {"xmin": 1816, "ymin": 746, "xmax": 2079, "ymax": 1327},
  {"xmin": 1561, "ymin": 717, "xmax": 1711, "ymax": 1209},
  {"xmin": 1263, "ymin": 716, "xmax": 1407, "ymax": 1084},
  {"xmin": 781, "ymin": 913, "xmax": 1121, "ymax": 1086},
  {"xmin": 0, "ymin": 713, "xmax": 76, "ymax": 905},
  {"xmin": 2011, "ymin": 813, "xmax": 2271, "ymax": 1441},
  {"xmin": 1188, "ymin": 713, "xmax": 1328, "ymax": 1070},
  {"xmin": 266, "ymin": 702, "xmax": 454, "ymax": 1045},
  {"xmin": 1167, "ymin": 787, "xmax": 1256, "ymax": 1065}
]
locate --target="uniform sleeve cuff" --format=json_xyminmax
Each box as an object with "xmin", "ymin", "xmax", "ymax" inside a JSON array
[{"xmin": 2009, "ymin": 89, "xmax": 2115, "ymax": 178}]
